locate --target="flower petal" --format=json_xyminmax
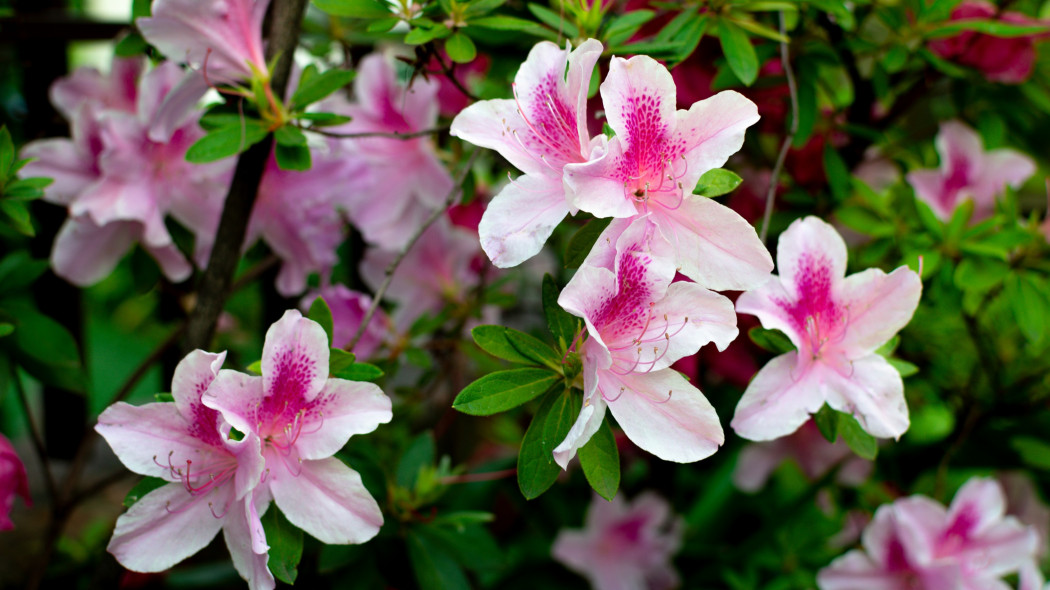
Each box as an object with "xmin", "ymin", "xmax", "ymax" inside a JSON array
[
  {"xmin": 262, "ymin": 309, "xmax": 330, "ymax": 404},
  {"xmin": 295, "ymin": 379, "xmax": 392, "ymax": 461},
  {"xmin": 824, "ymin": 354, "xmax": 909, "ymax": 439},
  {"xmin": 672, "ymin": 90, "xmax": 760, "ymax": 190},
  {"xmin": 96, "ymin": 401, "xmax": 217, "ymax": 478},
  {"xmin": 477, "ymin": 172, "xmax": 570, "ymax": 268},
  {"xmin": 836, "ymin": 266, "xmax": 922, "ymax": 358},
  {"xmin": 50, "ymin": 217, "xmax": 138, "ymax": 286},
  {"xmin": 552, "ymin": 387, "xmax": 607, "ymax": 470},
  {"xmin": 731, "ymin": 352, "xmax": 824, "ymax": 441},
  {"xmin": 171, "ymin": 350, "xmax": 227, "ymax": 441},
  {"xmin": 222, "ymin": 494, "xmax": 276, "ymax": 590},
  {"xmin": 270, "ymin": 457, "xmax": 383, "ymax": 544},
  {"xmin": 775, "ymin": 216, "xmax": 848, "ymax": 297}
]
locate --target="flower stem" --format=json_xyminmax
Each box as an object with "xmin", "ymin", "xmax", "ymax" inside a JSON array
[{"xmin": 760, "ymin": 10, "xmax": 799, "ymax": 244}]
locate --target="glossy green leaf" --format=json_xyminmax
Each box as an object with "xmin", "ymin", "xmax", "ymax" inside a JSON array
[
  {"xmin": 518, "ymin": 387, "xmax": 580, "ymax": 499},
  {"xmin": 1005, "ymin": 273, "xmax": 1048, "ymax": 344},
  {"xmin": 542, "ymin": 274, "xmax": 578, "ymax": 351},
  {"xmin": 445, "ymin": 32, "xmax": 477, "ymax": 63},
  {"xmin": 565, "ymin": 217, "xmax": 612, "ymax": 269},
  {"xmin": 290, "ymin": 68, "xmax": 356, "ymax": 109},
  {"xmin": 186, "ymin": 120, "xmax": 270, "ymax": 163},
  {"xmin": 453, "ymin": 368, "xmax": 560, "ymax": 416},
  {"xmin": 333, "ymin": 362, "xmax": 384, "ymax": 381},
  {"xmin": 578, "ymin": 417, "xmax": 620, "ymax": 500},
  {"xmin": 471, "ymin": 325, "xmax": 560, "ymax": 369},
  {"xmin": 123, "ymin": 477, "xmax": 166, "ymax": 508},
  {"xmin": 469, "ymin": 16, "xmax": 556, "ymax": 40},
  {"xmin": 330, "ymin": 349, "xmax": 356, "ymax": 374},
  {"xmin": 312, "ymin": 0, "xmax": 390, "ymax": 17},
  {"xmin": 407, "ymin": 528, "xmax": 470, "ymax": 590},
  {"xmin": 927, "ymin": 19, "xmax": 1050, "ymax": 39},
  {"xmin": 275, "ymin": 142, "xmax": 312, "ymax": 171},
  {"xmin": 397, "ymin": 432, "xmax": 436, "ymax": 489},
  {"xmin": 838, "ymin": 413, "xmax": 878, "ymax": 460},
  {"xmin": 718, "ymin": 19, "xmax": 758, "ymax": 86},
  {"xmin": 693, "ymin": 168, "xmax": 743, "ymax": 197},
  {"xmin": 262, "ymin": 506, "xmax": 303, "ymax": 584},
  {"xmin": 823, "ymin": 143, "xmax": 851, "ymax": 203},
  {"xmin": 527, "ymin": 3, "xmax": 579, "ymax": 38},
  {"xmin": 307, "ymin": 296, "xmax": 334, "ymax": 344},
  {"xmin": 0, "ymin": 200, "xmax": 33, "ymax": 236},
  {"xmin": 813, "ymin": 404, "xmax": 838, "ymax": 443},
  {"xmin": 748, "ymin": 327, "xmax": 795, "ymax": 354}
]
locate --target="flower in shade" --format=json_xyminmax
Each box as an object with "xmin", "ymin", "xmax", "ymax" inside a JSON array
[
  {"xmin": 553, "ymin": 492, "xmax": 683, "ymax": 590},
  {"xmin": 564, "ymin": 54, "xmax": 771, "ymax": 291},
  {"xmin": 928, "ymin": 1, "xmax": 1049, "ymax": 84},
  {"xmin": 732, "ymin": 216, "xmax": 922, "ymax": 442},
  {"xmin": 0, "ymin": 434, "xmax": 31, "ymax": 531},
  {"xmin": 554, "ymin": 217, "xmax": 736, "ymax": 467},
  {"xmin": 301, "ymin": 285, "xmax": 392, "ymax": 359},
  {"xmin": 906, "ymin": 120, "xmax": 1035, "ymax": 222},
  {"xmin": 733, "ymin": 420, "xmax": 872, "ymax": 493},
  {"xmin": 818, "ymin": 477, "xmax": 1043, "ymax": 590},
  {"xmin": 450, "ymin": 39, "xmax": 604, "ymax": 267}
]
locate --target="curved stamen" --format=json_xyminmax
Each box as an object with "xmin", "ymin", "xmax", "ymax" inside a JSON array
[
  {"xmin": 209, "ymin": 501, "xmax": 231, "ymax": 519},
  {"xmin": 511, "ymin": 83, "xmax": 567, "ymax": 158},
  {"xmin": 602, "ymin": 384, "xmax": 626, "ymax": 403}
]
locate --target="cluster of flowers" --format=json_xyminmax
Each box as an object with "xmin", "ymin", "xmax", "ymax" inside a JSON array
[{"xmin": 96, "ymin": 310, "xmax": 392, "ymax": 590}]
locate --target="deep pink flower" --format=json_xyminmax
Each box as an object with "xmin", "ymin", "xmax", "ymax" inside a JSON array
[
  {"xmin": 906, "ymin": 120, "xmax": 1035, "ymax": 222},
  {"xmin": 733, "ymin": 420, "xmax": 872, "ymax": 493},
  {"xmin": 732, "ymin": 216, "xmax": 922, "ymax": 441},
  {"xmin": 96, "ymin": 350, "xmax": 272, "ymax": 589},
  {"xmin": 301, "ymin": 285, "xmax": 392, "ymax": 359},
  {"xmin": 564, "ymin": 54, "xmax": 772, "ymax": 291},
  {"xmin": 552, "ymin": 492, "xmax": 683, "ymax": 590},
  {"xmin": 929, "ymin": 1, "xmax": 1049, "ymax": 84},
  {"xmin": 451, "ymin": 39, "xmax": 604, "ymax": 267},
  {"xmin": 0, "ymin": 434, "xmax": 31, "ymax": 531},
  {"xmin": 554, "ymin": 217, "xmax": 735, "ymax": 466}
]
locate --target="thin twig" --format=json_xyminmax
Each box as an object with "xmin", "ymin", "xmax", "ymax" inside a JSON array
[
  {"xmin": 13, "ymin": 369, "xmax": 58, "ymax": 504},
  {"xmin": 347, "ymin": 150, "xmax": 480, "ymax": 352},
  {"xmin": 230, "ymin": 254, "xmax": 281, "ymax": 292},
  {"xmin": 431, "ymin": 50, "xmax": 479, "ymax": 102},
  {"xmin": 760, "ymin": 10, "xmax": 799, "ymax": 244},
  {"xmin": 304, "ymin": 126, "xmax": 445, "ymax": 140},
  {"xmin": 439, "ymin": 468, "xmax": 516, "ymax": 485}
]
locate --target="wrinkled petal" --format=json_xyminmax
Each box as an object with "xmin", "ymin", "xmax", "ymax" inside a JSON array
[
  {"xmin": 775, "ymin": 215, "xmax": 848, "ymax": 296},
  {"xmin": 203, "ymin": 370, "xmax": 265, "ymax": 436},
  {"xmin": 270, "ymin": 457, "xmax": 383, "ymax": 544},
  {"xmin": 672, "ymin": 90, "xmax": 761, "ymax": 192},
  {"xmin": 837, "ymin": 266, "xmax": 922, "ymax": 358},
  {"xmin": 478, "ymin": 172, "xmax": 570, "ymax": 268},
  {"xmin": 731, "ymin": 352, "xmax": 824, "ymax": 441},
  {"xmin": 295, "ymin": 379, "xmax": 392, "ymax": 461}
]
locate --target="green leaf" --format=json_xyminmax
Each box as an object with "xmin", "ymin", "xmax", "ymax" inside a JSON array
[
  {"xmin": 565, "ymin": 217, "xmax": 611, "ymax": 269},
  {"xmin": 1005, "ymin": 273, "xmax": 1047, "ymax": 344},
  {"xmin": 274, "ymin": 125, "xmax": 308, "ymax": 147},
  {"xmin": 114, "ymin": 32, "xmax": 148, "ymax": 57},
  {"xmin": 405, "ymin": 25, "xmax": 450, "ymax": 45},
  {"xmin": 298, "ymin": 112, "xmax": 353, "ymax": 126},
  {"xmin": 1012, "ymin": 436, "xmax": 1050, "ymax": 470},
  {"xmin": 307, "ymin": 296, "xmax": 335, "ymax": 344},
  {"xmin": 823, "ymin": 143, "xmax": 851, "ymax": 202},
  {"xmin": 813, "ymin": 404, "xmax": 838, "ymax": 443},
  {"xmin": 718, "ymin": 19, "xmax": 758, "ymax": 86},
  {"xmin": 926, "ymin": 19, "xmax": 1050, "ymax": 39},
  {"xmin": 518, "ymin": 387, "xmax": 580, "ymax": 499},
  {"xmin": 0, "ymin": 200, "xmax": 34, "ymax": 236},
  {"xmin": 290, "ymin": 68, "xmax": 356, "ymax": 109},
  {"xmin": 953, "ymin": 257, "xmax": 1010, "ymax": 292},
  {"xmin": 397, "ymin": 432, "xmax": 436, "ymax": 489},
  {"xmin": 0, "ymin": 126, "xmax": 13, "ymax": 181},
  {"xmin": 312, "ymin": 0, "xmax": 390, "ymax": 17},
  {"xmin": 887, "ymin": 358, "xmax": 919, "ymax": 378},
  {"xmin": 261, "ymin": 506, "xmax": 304, "ymax": 584},
  {"xmin": 838, "ymin": 413, "xmax": 877, "ymax": 460},
  {"xmin": 154, "ymin": 392, "xmax": 175, "ymax": 402},
  {"xmin": 905, "ymin": 401, "xmax": 954, "ymax": 445},
  {"xmin": 471, "ymin": 325, "xmax": 561, "ymax": 369},
  {"xmin": 602, "ymin": 10, "xmax": 655, "ymax": 46},
  {"xmin": 275, "ymin": 142, "xmax": 312, "ymax": 171},
  {"xmin": 464, "ymin": 0, "xmax": 506, "ymax": 17},
  {"xmin": 693, "ymin": 168, "xmax": 743, "ymax": 197},
  {"xmin": 0, "ymin": 253, "xmax": 48, "ymax": 297},
  {"xmin": 407, "ymin": 528, "xmax": 471, "ymax": 590},
  {"xmin": 468, "ymin": 16, "xmax": 557, "ymax": 40},
  {"xmin": 330, "ymin": 348, "xmax": 356, "ymax": 374},
  {"xmin": 418, "ymin": 523, "xmax": 503, "ymax": 571},
  {"xmin": 578, "ymin": 417, "xmax": 619, "ymax": 500},
  {"xmin": 527, "ymin": 3, "xmax": 580, "ymax": 38},
  {"xmin": 445, "ymin": 32, "xmax": 477, "ymax": 64},
  {"xmin": 542, "ymin": 274, "xmax": 577, "ymax": 351},
  {"xmin": 835, "ymin": 206, "xmax": 894, "ymax": 237},
  {"xmin": 186, "ymin": 120, "xmax": 270, "ymax": 163},
  {"xmin": 453, "ymin": 368, "xmax": 560, "ymax": 416},
  {"xmin": 6, "ymin": 305, "xmax": 81, "ymax": 368},
  {"xmin": 747, "ymin": 327, "xmax": 795, "ymax": 354},
  {"xmin": 333, "ymin": 362, "xmax": 385, "ymax": 381},
  {"xmin": 945, "ymin": 198, "xmax": 974, "ymax": 240},
  {"xmin": 0, "ymin": 323, "xmax": 12, "ymax": 338},
  {"xmin": 123, "ymin": 477, "xmax": 167, "ymax": 508}
]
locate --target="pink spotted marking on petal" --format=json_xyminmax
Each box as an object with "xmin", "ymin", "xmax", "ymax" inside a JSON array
[
  {"xmin": 614, "ymin": 94, "xmax": 691, "ymax": 212},
  {"xmin": 513, "ymin": 71, "xmax": 582, "ymax": 167},
  {"xmin": 592, "ymin": 245, "xmax": 659, "ymax": 340},
  {"xmin": 776, "ymin": 253, "xmax": 846, "ymax": 358}
]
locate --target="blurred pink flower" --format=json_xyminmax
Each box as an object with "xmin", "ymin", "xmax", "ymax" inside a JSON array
[
  {"xmin": 818, "ymin": 477, "xmax": 1043, "ymax": 590},
  {"xmin": 451, "ymin": 39, "xmax": 604, "ymax": 267},
  {"xmin": 554, "ymin": 217, "xmax": 734, "ymax": 466},
  {"xmin": 999, "ymin": 472, "xmax": 1050, "ymax": 557},
  {"xmin": 430, "ymin": 51, "xmax": 490, "ymax": 118},
  {"xmin": 565, "ymin": 54, "xmax": 771, "ymax": 291},
  {"xmin": 929, "ymin": 1, "xmax": 1049, "ymax": 84},
  {"xmin": 552, "ymin": 492, "xmax": 683, "ymax": 590},
  {"xmin": 732, "ymin": 216, "xmax": 921, "ymax": 441},
  {"xmin": 301, "ymin": 285, "xmax": 391, "ymax": 359},
  {"xmin": 96, "ymin": 350, "xmax": 273, "ymax": 589},
  {"xmin": 906, "ymin": 120, "xmax": 1035, "ymax": 222},
  {"xmin": 0, "ymin": 434, "xmax": 31, "ymax": 531}
]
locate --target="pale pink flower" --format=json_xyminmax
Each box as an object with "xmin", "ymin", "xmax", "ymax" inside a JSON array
[
  {"xmin": 301, "ymin": 285, "xmax": 392, "ymax": 359},
  {"xmin": 49, "ymin": 57, "xmax": 141, "ymax": 121},
  {"xmin": 552, "ymin": 492, "xmax": 683, "ymax": 590},
  {"xmin": 818, "ymin": 477, "xmax": 1042, "ymax": 590},
  {"xmin": 564, "ymin": 55, "xmax": 772, "ymax": 291},
  {"xmin": 906, "ymin": 120, "xmax": 1035, "ymax": 222},
  {"xmin": 554, "ymin": 217, "xmax": 735, "ymax": 466},
  {"xmin": 96, "ymin": 350, "xmax": 273, "ymax": 589},
  {"xmin": 138, "ymin": 0, "xmax": 270, "ymax": 84},
  {"xmin": 329, "ymin": 53, "xmax": 453, "ymax": 250},
  {"xmin": 203, "ymin": 310, "xmax": 392, "ymax": 548},
  {"xmin": 732, "ymin": 216, "xmax": 922, "ymax": 441},
  {"xmin": 0, "ymin": 434, "xmax": 31, "ymax": 531},
  {"xmin": 999, "ymin": 472, "xmax": 1050, "ymax": 557},
  {"xmin": 733, "ymin": 420, "xmax": 872, "ymax": 493},
  {"xmin": 450, "ymin": 39, "xmax": 604, "ymax": 267},
  {"xmin": 929, "ymin": 1, "xmax": 1049, "ymax": 84}
]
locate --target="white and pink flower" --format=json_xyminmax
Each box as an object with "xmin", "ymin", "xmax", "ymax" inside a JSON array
[{"xmin": 0, "ymin": 434, "xmax": 31, "ymax": 531}]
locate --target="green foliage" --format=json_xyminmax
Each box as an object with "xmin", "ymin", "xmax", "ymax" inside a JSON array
[
  {"xmin": 261, "ymin": 507, "xmax": 304, "ymax": 584},
  {"xmin": 578, "ymin": 417, "xmax": 620, "ymax": 500},
  {"xmin": 186, "ymin": 118, "xmax": 270, "ymax": 163},
  {"xmin": 517, "ymin": 386, "xmax": 580, "ymax": 499},
  {"xmin": 694, "ymin": 168, "xmax": 744, "ymax": 197},
  {"xmin": 565, "ymin": 217, "xmax": 611, "ymax": 269},
  {"xmin": 452, "ymin": 368, "xmax": 560, "ymax": 415}
]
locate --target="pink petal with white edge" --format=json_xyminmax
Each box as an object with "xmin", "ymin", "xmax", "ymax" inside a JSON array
[
  {"xmin": 652, "ymin": 195, "xmax": 772, "ymax": 291},
  {"xmin": 553, "ymin": 386, "xmax": 607, "ymax": 470},
  {"xmin": 558, "ymin": 265, "xmax": 618, "ymax": 352},
  {"xmin": 478, "ymin": 172, "xmax": 570, "ymax": 268},
  {"xmin": 671, "ymin": 90, "xmax": 761, "ymax": 191},
  {"xmin": 731, "ymin": 352, "xmax": 825, "ymax": 441},
  {"xmin": 294, "ymin": 379, "xmax": 392, "ymax": 461},
  {"xmin": 601, "ymin": 55, "xmax": 677, "ymax": 153},
  {"xmin": 775, "ymin": 216, "xmax": 848, "ymax": 297},
  {"xmin": 223, "ymin": 493, "xmax": 275, "ymax": 590},
  {"xmin": 171, "ymin": 350, "xmax": 227, "ymax": 442},
  {"xmin": 108, "ymin": 482, "xmax": 227, "ymax": 572},
  {"xmin": 262, "ymin": 310, "xmax": 330, "ymax": 404},
  {"xmin": 95, "ymin": 401, "xmax": 216, "ymax": 478},
  {"xmin": 836, "ymin": 266, "xmax": 922, "ymax": 358},
  {"xmin": 270, "ymin": 457, "xmax": 383, "ymax": 545},
  {"xmin": 603, "ymin": 367, "xmax": 723, "ymax": 463},
  {"xmin": 51, "ymin": 217, "xmax": 138, "ymax": 286},
  {"xmin": 950, "ymin": 478, "xmax": 1009, "ymax": 537},
  {"xmin": 824, "ymin": 354, "xmax": 909, "ymax": 439},
  {"xmin": 202, "ymin": 370, "xmax": 264, "ymax": 435}
]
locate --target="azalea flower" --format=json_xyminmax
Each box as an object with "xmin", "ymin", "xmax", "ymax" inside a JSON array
[
  {"xmin": 731, "ymin": 216, "xmax": 922, "ymax": 441},
  {"xmin": 202, "ymin": 310, "xmax": 392, "ymax": 548},
  {"xmin": 906, "ymin": 120, "xmax": 1036, "ymax": 222},
  {"xmin": 818, "ymin": 477, "xmax": 1043, "ymax": 590},
  {"xmin": 564, "ymin": 54, "xmax": 772, "ymax": 291},
  {"xmin": 929, "ymin": 1, "xmax": 1050, "ymax": 84},
  {"xmin": 138, "ymin": 0, "xmax": 271, "ymax": 85},
  {"xmin": 733, "ymin": 420, "xmax": 872, "ymax": 493},
  {"xmin": 552, "ymin": 492, "xmax": 683, "ymax": 590},
  {"xmin": 328, "ymin": 53, "xmax": 453, "ymax": 250},
  {"xmin": 450, "ymin": 39, "xmax": 604, "ymax": 267},
  {"xmin": 554, "ymin": 216, "xmax": 736, "ymax": 466},
  {"xmin": 0, "ymin": 434, "xmax": 31, "ymax": 531},
  {"xmin": 96, "ymin": 350, "xmax": 272, "ymax": 589},
  {"xmin": 301, "ymin": 285, "xmax": 392, "ymax": 359}
]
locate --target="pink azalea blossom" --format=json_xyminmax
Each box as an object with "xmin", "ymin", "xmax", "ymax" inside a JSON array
[
  {"xmin": 818, "ymin": 477, "xmax": 1042, "ymax": 590},
  {"xmin": 202, "ymin": 310, "xmax": 392, "ymax": 549},
  {"xmin": 564, "ymin": 54, "xmax": 772, "ymax": 291},
  {"xmin": 450, "ymin": 39, "xmax": 604, "ymax": 267},
  {"xmin": 906, "ymin": 120, "xmax": 1035, "ymax": 222},
  {"xmin": 552, "ymin": 492, "xmax": 683, "ymax": 590},
  {"xmin": 731, "ymin": 216, "xmax": 922, "ymax": 441},
  {"xmin": 999, "ymin": 472, "xmax": 1050, "ymax": 557},
  {"xmin": 0, "ymin": 434, "xmax": 31, "ymax": 531},
  {"xmin": 138, "ymin": 0, "xmax": 270, "ymax": 84},
  {"xmin": 554, "ymin": 217, "xmax": 736, "ymax": 466},
  {"xmin": 929, "ymin": 1, "xmax": 1049, "ymax": 84},
  {"xmin": 96, "ymin": 350, "xmax": 273, "ymax": 589},
  {"xmin": 733, "ymin": 420, "xmax": 872, "ymax": 493},
  {"xmin": 301, "ymin": 285, "xmax": 392, "ymax": 359},
  {"xmin": 329, "ymin": 53, "xmax": 453, "ymax": 250}
]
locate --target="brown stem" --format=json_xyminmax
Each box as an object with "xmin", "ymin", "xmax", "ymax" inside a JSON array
[
  {"xmin": 760, "ymin": 11, "xmax": 799, "ymax": 244},
  {"xmin": 439, "ymin": 468, "xmax": 516, "ymax": 485}
]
